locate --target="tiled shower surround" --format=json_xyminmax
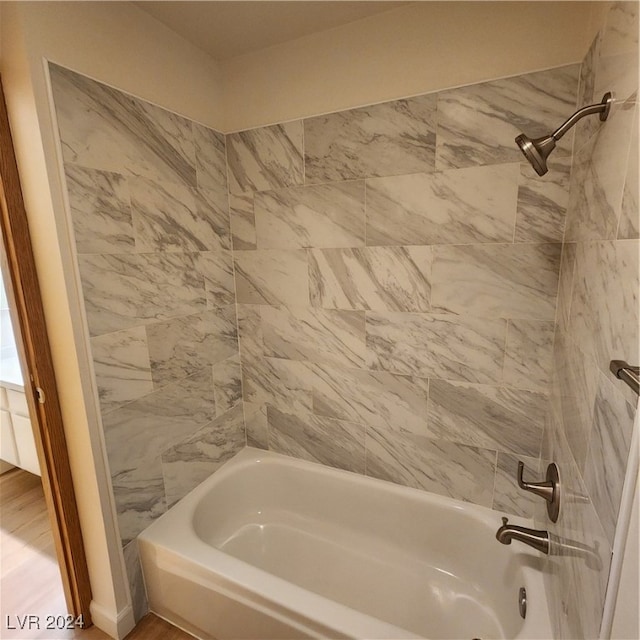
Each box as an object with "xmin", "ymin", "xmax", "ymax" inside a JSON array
[
  {"xmin": 230, "ymin": 64, "xmax": 577, "ymax": 516},
  {"xmin": 49, "ymin": 63, "xmax": 244, "ymax": 618},
  {"xmin": 49, "ymin": 3, "xmax": 638, "ymax": 632},
  {"xmin": 537, "ymin": 3, "xmax": 639, "ymax": 639}
]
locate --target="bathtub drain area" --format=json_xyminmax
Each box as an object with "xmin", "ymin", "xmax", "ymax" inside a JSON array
[{"xmin": 519, "ymin": 587, "xmax": 527, "ymax": 619}]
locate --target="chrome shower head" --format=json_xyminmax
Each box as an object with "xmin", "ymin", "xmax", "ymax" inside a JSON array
[
  {"xmin": 516, "ymin": 92, "xmax": 613, "ymax": 176},
  {"xmin": 515, "ymin": 133, "xmax": 556, "ymax": 177}
]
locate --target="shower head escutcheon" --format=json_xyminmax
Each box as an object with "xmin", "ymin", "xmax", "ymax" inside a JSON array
[{"xmin": 515, "ymin": 91, "xmax": 613, "ymax": 176}]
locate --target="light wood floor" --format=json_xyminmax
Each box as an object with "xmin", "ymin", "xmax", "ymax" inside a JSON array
[{"xmin": 1, "ymin": 468, "xmax": 193, "ymax": 640}]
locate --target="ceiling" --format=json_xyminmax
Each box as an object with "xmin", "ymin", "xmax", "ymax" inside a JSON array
[{"xmin": 133, "ymin": 1, "xmax": 410, "ymax": 61}]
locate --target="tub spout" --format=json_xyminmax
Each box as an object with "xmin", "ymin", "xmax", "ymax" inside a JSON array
[{"xmin": 495, "ymin": 517, "xmax": 550, "ymax": 554}]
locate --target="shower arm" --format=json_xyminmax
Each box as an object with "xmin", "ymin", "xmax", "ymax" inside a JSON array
[{"xmin": 551, "ymin": 92, "xmax": 613, "ymax": 141}]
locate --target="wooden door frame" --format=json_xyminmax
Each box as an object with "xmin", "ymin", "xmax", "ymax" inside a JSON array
[{"xmin": 0, "ymin": 76, "xmax": 92, "ymax": 625}]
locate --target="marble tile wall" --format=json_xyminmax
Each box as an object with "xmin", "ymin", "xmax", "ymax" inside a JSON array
[
  {"xmin": 538, "ymin": 3, "xmax": 639, "ymax": 639},
  {"xmin": 49, "ymin": 64, "xmax": 245, "ymax": 619},
  {"xmin": 228, "ymin": 63, "xmax": 580, "ymax": 518}
]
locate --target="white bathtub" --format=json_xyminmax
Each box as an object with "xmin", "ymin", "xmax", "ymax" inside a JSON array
[{"xmin": 138, "ymin": 447, "xmax": 552, "ymax": 640}]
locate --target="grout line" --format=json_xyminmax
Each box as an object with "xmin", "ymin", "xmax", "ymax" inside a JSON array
[
  {"xmin": 363, "ymin": 179, "xmax": 368, "ymax": 248},
  {"xmin": 489, "ymin": 449, "xmax": 499, "ymax": 513},
  {"xmin": 301, "ymin": 119, "xmax": 306, "ymax": 186},
  {"xmin": 501, "ymin": 318, "xmax": 511, "ymax": 388},
  {"xmin": 223, "ymin": 131, "xmax": 250, "ymax": 448}
]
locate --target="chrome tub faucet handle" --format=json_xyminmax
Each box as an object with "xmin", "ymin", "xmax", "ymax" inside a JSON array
[{"xmin": 517, "ymin": 461, "xmax": 561, "ymax": 522}]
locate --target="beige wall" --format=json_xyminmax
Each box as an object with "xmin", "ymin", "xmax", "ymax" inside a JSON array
[
  {"xmin": 221, "ymin": 1, "xmax": 597, "ymax": 131},
  {"xmin": 4, "ymin": 2, "xmax": 225, "ymax": 128},
  {"xmin": 0, "ymin": 2, "xmax": 224, "ymax": 637}
]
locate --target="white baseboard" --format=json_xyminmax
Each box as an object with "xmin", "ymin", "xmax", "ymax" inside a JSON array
[{"xmin": 90, "ymin": 600, "xmax": 135, "ymax": 640}]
